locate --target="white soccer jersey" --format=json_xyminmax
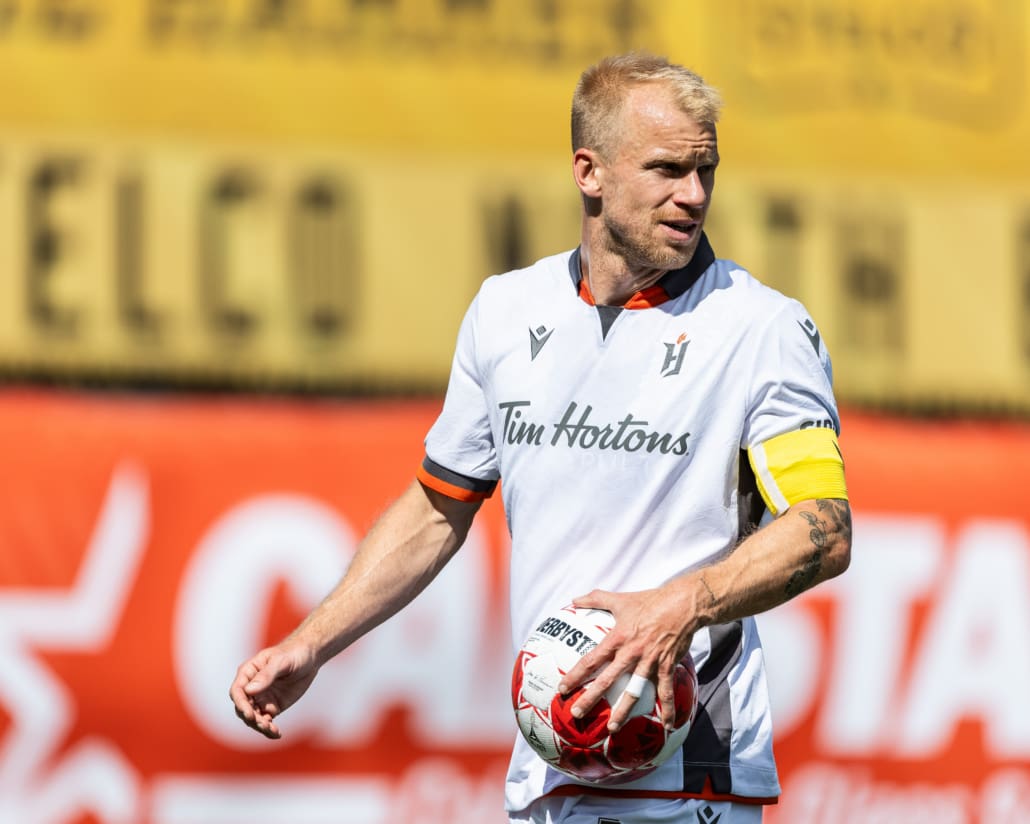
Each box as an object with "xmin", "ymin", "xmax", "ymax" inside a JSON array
[{"xmin": 418, "ymin": 236, "xmax": 841, "ymax": 813}]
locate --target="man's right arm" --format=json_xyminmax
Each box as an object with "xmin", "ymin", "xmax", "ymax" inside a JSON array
[{"xmin": 229, "ymin": 478, "xmax": 481, "ymax": 738}]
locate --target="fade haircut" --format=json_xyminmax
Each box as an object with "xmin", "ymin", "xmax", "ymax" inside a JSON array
[{"xmin": 571, "ymin": 52, "xmax": 722, "ymax": 159}]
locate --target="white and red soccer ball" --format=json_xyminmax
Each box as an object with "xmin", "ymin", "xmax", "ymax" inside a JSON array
[{"xmin": 511, "ymin": 605, "xmax": 698, "ymax": 784}]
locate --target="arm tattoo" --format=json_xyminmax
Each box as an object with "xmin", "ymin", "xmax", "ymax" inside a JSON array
[
  {"xmin": 784, "ymin": 499, "xmax": 851, "ymax": 598},
  {"xmin": 817, "ymin": 498, "xmax": 853, "ymax": 542}
]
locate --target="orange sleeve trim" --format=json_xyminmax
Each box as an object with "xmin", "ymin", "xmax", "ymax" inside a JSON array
[{"xmin": 416, "ymin": 463, "xmax": 494, "ymax": 503}]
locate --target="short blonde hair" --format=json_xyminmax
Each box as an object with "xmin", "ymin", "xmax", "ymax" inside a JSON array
[{"xmin": 572, "ymin": 52, "xmax": 722, "ymax": 159}]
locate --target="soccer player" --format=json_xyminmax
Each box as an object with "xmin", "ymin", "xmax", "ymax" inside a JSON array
[{"xmin": 229, "ymin": 52, "xmax": 852, "ymax": 824}]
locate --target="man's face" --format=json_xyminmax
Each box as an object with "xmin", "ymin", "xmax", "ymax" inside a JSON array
[{"xmin": 595, "ymin": 83, "xmax": 719, "ymax": 274}]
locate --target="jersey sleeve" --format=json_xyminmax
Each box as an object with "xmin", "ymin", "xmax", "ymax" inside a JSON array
[
  {"xmin": 418, "ymin": 292, "xmax": 500, "ymax": 502},
  {"xmin": 742, "ymin": 300, "xmax": 848, "ymax": 515}
]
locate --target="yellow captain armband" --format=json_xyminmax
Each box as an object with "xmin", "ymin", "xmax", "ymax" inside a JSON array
[{"xmin": 747, "ymin": 427, "xmax": 849, "ymax": 517}]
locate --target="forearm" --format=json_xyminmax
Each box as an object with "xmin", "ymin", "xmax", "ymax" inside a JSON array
[
  {"xmin": 287, "ymin": 479, "xmax": 480, "ymax": 665},
  {"xmin": 557, "ymin": 498, "xmax": 850, "ymax": 729},
  {"xmin": 675, "ymin": 498, "xmax": 852, "ymax": 632}
]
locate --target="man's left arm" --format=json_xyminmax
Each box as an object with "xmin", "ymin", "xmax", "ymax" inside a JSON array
[
  {"xmin": 694, "ymin": 496, "xmax": 852, "ymax": 618},
  {"xmin": 560, "ymin": 499, "xmax": 852, "ymax": 730}
]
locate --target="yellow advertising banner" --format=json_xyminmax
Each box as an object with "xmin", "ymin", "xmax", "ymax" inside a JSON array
[
  {"xmin": 1, "ymin": 1, "xmax": 1025, "ymax": 173},
  {"xmin": 0, "ymin": 0, "xmax": 1027, "ymax": 408}
]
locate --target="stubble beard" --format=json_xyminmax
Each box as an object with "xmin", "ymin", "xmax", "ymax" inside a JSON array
[{"xmin": 602, "ymin": 212, "xmax": 700, "ymax": 275}]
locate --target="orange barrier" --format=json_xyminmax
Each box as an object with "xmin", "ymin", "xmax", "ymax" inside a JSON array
[{"xmin": 0, "ymin": 390, "xmax": 1027, "ymax": 823}]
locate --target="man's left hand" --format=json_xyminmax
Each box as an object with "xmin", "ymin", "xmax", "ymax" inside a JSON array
[{"xmin": 557, "ymin": 584, "xmax": 697, "ymax": 731}]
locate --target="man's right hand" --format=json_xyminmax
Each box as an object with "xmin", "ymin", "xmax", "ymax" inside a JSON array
[
  {"xmin": 227, "ymin": 479, "xmax": 482, "ymax": 741},
  {"xmin": 229, "ymin": 642, "xmax": 319, "ymax": 739}
]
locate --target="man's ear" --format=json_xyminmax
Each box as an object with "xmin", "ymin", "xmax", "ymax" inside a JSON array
[{"xmin": 573, "ymin": 148, "xmax": 604, "ymax": 198}]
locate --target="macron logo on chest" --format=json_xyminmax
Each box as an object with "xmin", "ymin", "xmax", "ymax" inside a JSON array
[{"xmin": 529, "ymin": 325, "xmax": 554, "ymax": 360}]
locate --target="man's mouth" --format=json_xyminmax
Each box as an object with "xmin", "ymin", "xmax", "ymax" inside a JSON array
[{"xmin": 661, "ymin": 220, "xmax": 699, "ymax": 238}]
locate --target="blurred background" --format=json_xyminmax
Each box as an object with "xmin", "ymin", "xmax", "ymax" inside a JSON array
[{"xmin": 0, "ymin": 1, "xmax": 1027, "ymax": 822}]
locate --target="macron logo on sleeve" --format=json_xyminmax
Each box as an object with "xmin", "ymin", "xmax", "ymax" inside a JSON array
[{"xmin": 797, "ymin": 318, "xmax": 821, "ymax": 354}]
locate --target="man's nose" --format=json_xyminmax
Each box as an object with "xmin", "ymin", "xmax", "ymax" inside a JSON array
[{"xmin": 673, "ymin": 170, "xmax": 708, "ymax": 208}]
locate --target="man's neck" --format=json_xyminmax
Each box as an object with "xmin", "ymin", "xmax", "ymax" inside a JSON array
[{"xmin": 578, "ymin": 246, "xmax": 671, "ymax": 307}]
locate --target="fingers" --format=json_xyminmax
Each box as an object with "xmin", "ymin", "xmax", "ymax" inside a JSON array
[
  {"xmin": 557, "ymin": 632, "xmax": 616, "ymax": 699},
  {"xmin": 557, "ymin": 589, "xmax": 622, "ymax": 697},
  {"xmin": 568, "ymin": 673, "xmax": 612, "ymax": 723},
  {"xmin": 229, "ymin": 652, "xmax": 284, "ymax": 739},
  {"xmin": 233, "ymin": 701, "xmax": 282, "ymax": 739},
  {"xmin": 235, "ymin": 692, "xmax": 283, "ymax": 739},
  {"xmin": 570, "ymin": 588, "xmax": 614, "ymax": 611},
  {"xmin": 564, "ymin": 647, "xmax": 636, "ymax": 726},
  {"xmin": 655, "ymin": 667, "xmax": 678, "ymax": 730},
  {"xmin": 559, "ymin": 587, "xmax": 695, "ymax": 731},
  {"xmin": 557, "ymin": 591, "xmax": 635, "ymax": 723},
  {"xmin": 243, "ymin": 669, "xmax": 271, "ymax": 695},
  {"xmin": 623, "ymin": 673, "xmax": 650, "ymax": 700},
  {"xmin": 606, "ymin": 672, "xmax": 650, "ymax": 731},
  {"xmin": 229, "ymin": 663, "xmax": 258, "ymax": 721},
  {"xmin": 564, "ymin": 664, "xmax": 656, "ymax": 732},
  {"xmin": 557, "ymin": 644, "xmax": 681, "ymax": 733}
]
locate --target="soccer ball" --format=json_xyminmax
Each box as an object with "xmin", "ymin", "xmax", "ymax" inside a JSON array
[{"xmin": 511, "ymin": 605, "xmax": 698, "ymax": 785}]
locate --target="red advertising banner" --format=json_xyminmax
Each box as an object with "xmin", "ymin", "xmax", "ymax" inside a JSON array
[
  {"xmin": 766, "ymin": 414, "xmax": 1030, "ymax": 824},
  {"xmin": 0, "ymin": 390, "xmax": 1028, "ymax": 824}
]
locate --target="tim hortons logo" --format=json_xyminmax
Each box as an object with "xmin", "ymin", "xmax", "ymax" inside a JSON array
[{"xmin": 498, "ymin": 400, "xmax": 690, "ymax": 456}]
